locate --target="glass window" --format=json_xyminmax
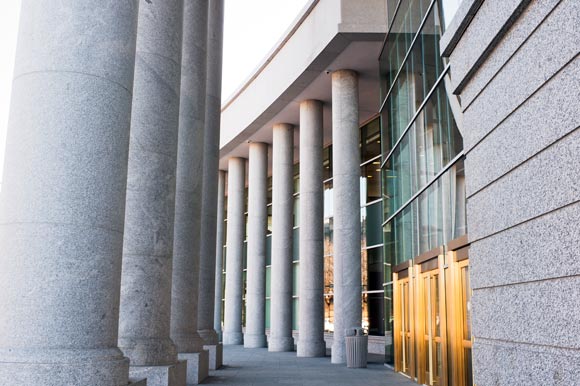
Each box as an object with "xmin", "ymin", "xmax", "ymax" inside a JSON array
[
  {"xmin": 266, "ymin": 266, "xmax": 272, "ymax": 297},
  {"xmin": 366, "ymin": 246, "xmax": 384, "ymax": 291},
  {"xmin": 380, "ymin": 0, "xmax": 433, "ymax": 101},
  {"xmin": 293, "ymin": 228, "xmax": 300, "ymax": 261},
  {"xmin": 243, "ymin": 240, "xmax": 248, "ymax": 269},
  {"xmin": 361, "ymin": 118, "xmax": 381, "ymax": 163},
  {"xmin": 363, "ymin": 201, "xmax": 384, "ymax": 247},
  {"xmin": 293, "ymin": 163, "xmax": 300, "ymax": 194},
  {"xmin": 265, "ymin": 298, "xmax": 271, "ymax": 329},
  {"xmin": 361, "ymin": 165, "xmax": 381, "ymax": 204},
  {"xmin": 383, "ymin": 158, "xmax": 466, "ymax": 266},
  {"xmin": 323, "ymin": 146, "xmax": 332, "ymax": 181},
  {"xmin": 386, "ymin": 0, "xmax": 400, "ymax": 27},
  {"xmin": 381, "ymin": 4, "xmax": 445, "ymax": 155},
  {"xmin": 266, "ymin": 234, "xmax": 272, "ymax": 266},
  {"xmin": 293, "ymin": 196, "xmax": 300, "ymax": 227},
  {"xmin": 383, "ymin": 80, "xmax": 463, "ymax": 217},
  {"xmin": 324, "ymin": 217, "xmax": 333, "ymax": 256},
  {"xmin": 293, "ymin": 298, "xmax": 299, "ymax": 331}
]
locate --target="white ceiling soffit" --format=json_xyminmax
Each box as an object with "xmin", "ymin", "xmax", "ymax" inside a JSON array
[{"xmin": 219, "ymin": 0, "xmax": 388, "ymax": 172}]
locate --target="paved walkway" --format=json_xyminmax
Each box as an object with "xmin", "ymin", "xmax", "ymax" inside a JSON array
[{"xmin": 204, "ymin": 345, "xmax": 415, "ymax": 386}]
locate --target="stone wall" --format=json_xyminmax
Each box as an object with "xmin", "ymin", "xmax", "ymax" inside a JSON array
[{"xmin": 442, "ymin": 0, "xmax": 580, "ymax": 384}]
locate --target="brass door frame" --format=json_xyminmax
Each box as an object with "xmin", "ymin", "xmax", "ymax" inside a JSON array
[
  {"xmin": 393, "ymin": 248, "xmax": 473, "ymax": 386},
  {"xmin": 446, "ymin": 250, "xmax": 473, "ymax": 386},
  {"xmin": 393, "ymin": 268, "xmax": 416, "ymax": 379},
  {"xmin": 416, "ymin": 254, "xmax": 448, "ymax": 386}
]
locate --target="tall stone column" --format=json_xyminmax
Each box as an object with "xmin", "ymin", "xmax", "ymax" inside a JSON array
[
  {"xmin": 117, "ymin": 1, "xmax": 186, "ymax": 385},
  {"xmin": 244, "ymin": 142, "xmax": 269, "ymax": 348},
  {"xmin": 214, "ymin": 170, "xmax": 227, "ymax": 340},
  {"xmin": 197, "ymin": 0, "xmax": 225, "ymax": 370},
  {"xmin": 223, "ymin": 157, "xmax": 246, "ymax": 345},
  {"xmin": 331, "ymin": 70, "xmax": 362, "ymax": 364},
  {"xmin": 269, "ymin": 123, "xmax": 295, "ymax": 352},
  {"xmin": 297, "ymin": 100, "xmax": 326, "ymax": 358},
  {"xmin": 170, "ymin": 0, "xmax": 209, "ymax": 383},
  {"xmin": 0, "ymin": 2, "xmax": 139, "ymax": 385}
]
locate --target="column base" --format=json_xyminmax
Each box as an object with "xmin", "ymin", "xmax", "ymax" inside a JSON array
[
  {"xmin": 0, "ymin": 348, "xmax": 129, "ymax": 386},
  {"xmin": 222, "ymin": 331, "xmax": 243, "ymax": 345},
  {"xmin": 268, "ymin": 336, "xmax": 294, "ymax": 352},
  {"xmin": 203, "ymin": 344, "xmax": 223, "ymax": 370},
  {"xmin": 198, "ymin": 329, "xmax": 219, "ymax": 346},
  {"xmin": 331, "ymin": 341, "xmax": 346, "ymax": 364},
  {"xmin": 243, "ymin": 333, "xmax": 267, "ymax": 348},
  {"xmin": 128, "ymin": 360, "xmax": 186, "ymax": 386},
  {"xmin": 129, "ymin": 379, "xmax": 147, "ymax": 386},
  {"xmin": 297, "ymin": 340, "xmax": 326, "ymax": 357},
  {"xmin": 178, "ymin": 351, "xmax": 209, "ymax": 385}
]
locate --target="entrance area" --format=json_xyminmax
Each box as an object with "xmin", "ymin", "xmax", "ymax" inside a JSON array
[{"xmin": 393, "ymin": 242, "xmax": 472, "ymax": 386}]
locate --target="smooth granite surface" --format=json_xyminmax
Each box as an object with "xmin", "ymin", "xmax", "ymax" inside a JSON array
[
  {"xmin": 269, "ymin": 124, "xmax": 295, "ymax": 353},
  {"xmin": 214, "ymin": 170, "xmax": 227, "ymax": 340},
  {"xmin": 171, "ymin": 0, "xmax": 208, "ymax": 357},
  {"xmin": 245, "ymin": 143, "xmax": 269, "ymax": 349},
  {"xmin": 223, "ymin": 158, "xmax": 246, "ymax": 345},
  {"xmin": 198, "ymin": 0, "xmax": 225, "ymax": 350},
  {"xmin": 297, "ymin": 100, "xmax": 326, "ymax": 358},
  {"xmin": 119, "ymin": 0, "xmax": 183, "ymax": 370},
  {"xmin": 330, "ymin": 70, "xmax": 362, "ymax": 364},
  {"xmin": 461, "ymin": 0, "xmax": 579, "ymax": 152},
  {"xmin": 0, "ymin": 1, "xmax": 139, "ymax": 385}
]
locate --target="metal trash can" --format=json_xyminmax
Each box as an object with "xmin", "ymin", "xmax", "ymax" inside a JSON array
[{"xmin": 345, "ymin": 327, "xmax": 368, "ymax": 368}]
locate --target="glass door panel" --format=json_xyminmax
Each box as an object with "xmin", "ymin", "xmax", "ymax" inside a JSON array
[{"xmin": 418, "ymin": 264, "xmax": 444, "ymax": 386}]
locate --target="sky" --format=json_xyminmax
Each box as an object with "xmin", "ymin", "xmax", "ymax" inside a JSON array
[{"xmin": 0, "ymin": 0, "xmax": 310, "ymax": 188}]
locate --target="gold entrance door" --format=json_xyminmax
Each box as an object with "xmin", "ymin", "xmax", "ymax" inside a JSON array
[
  {"xmin": 417, "ymin": 257, "xmax": 447, "ymax": 386},
  {"xmin": 447, "ymin": 255, "xmax": 473, "ymax": 386},
  {"xmin": 393, "ymin": 268, "xmax": 415, "ymax": 379}
]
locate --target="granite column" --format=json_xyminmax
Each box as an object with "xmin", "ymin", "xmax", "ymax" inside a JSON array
[
  {"xmin": 269, "ymin": 124, "xmax": 295, "ymax": 352},
  {"xmin": 244, "ymin": 143, "xmax": 269, "ymax": 348},
  {"xmin": 297, "ymin": 100, "xmax": 326, "ymax": 357},
  {"xmin": 0, "ymin": 2, "xmax": 139, "ymax": 384},
  {"xmin": 197, "ymin": 0, "xmax": 225, "ymax": 370},
  {"xmin": 331, "ymin": 70, "xmax": 361, "ymax": 364},
  {"xmin": 214, "ymin": 170, "xmax": 227, "ymax": 341},
  {"xmin": 170, "ymin": 0, "xmax": 209, "ymax": 383},
  {"xmin": 223, "ymin": 158, "xmax": 246, "ymax": 345},
  {"xmin": 117, "ymin": 1, "xmax": 186, "ymax": 385}
]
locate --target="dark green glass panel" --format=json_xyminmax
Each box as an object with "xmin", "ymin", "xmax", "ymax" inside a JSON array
[
  {"xmin": 266, "ymin": 234, "xmax": 272, "ymax": 266},
  {"xmin": 266, "ymin": 266, "xmax": 271, "ymax": 297},
  {"xmin": 364, "ymin": 201, "xmax": 383, "ymax": 246},
  {"xmin": 265, "ymin": 298, "xmax": 271, "ymax": 329},
  {"xmin": 293, "ymin": 298, "xmax": 299, "ymax": 331},
  {"xmin": 293, "ymin": 228, "xmax": 299, "ymax": 261}
]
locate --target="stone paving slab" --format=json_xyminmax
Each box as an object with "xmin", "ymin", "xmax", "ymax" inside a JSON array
[{"xmin": 203, "ymin": 345, "xmax": 415, "ymax": 386}]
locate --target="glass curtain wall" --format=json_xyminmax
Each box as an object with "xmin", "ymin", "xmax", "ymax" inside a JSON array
[{"xmin": 379, "ymin": 0, "xmax": 466, "ymax": 372}]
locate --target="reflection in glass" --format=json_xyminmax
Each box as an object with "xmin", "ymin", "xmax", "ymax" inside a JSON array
[
  {"xmin": 384, "ymin": 159, "xmax": 466, "ymax": 266},
  {"xmin": 380, "ymin": 4, "xmax": 445, "ymax": 155},
  {"xmin": 384, "ymin": 81, "xmax": 463, "ymax": 217},
  {"xmin": 380, "ymin": 0, "xmax": 433, "ymax": 100}
]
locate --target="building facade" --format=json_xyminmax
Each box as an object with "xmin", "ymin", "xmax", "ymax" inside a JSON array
[{"xmin": 0, "ymin": 0, "xmax": 578, "ymax": 385}]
